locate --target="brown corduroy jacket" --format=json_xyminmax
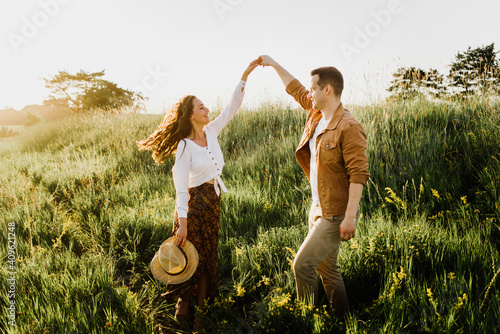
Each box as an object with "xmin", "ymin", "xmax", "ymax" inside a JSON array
[{"xmin": 286, "ymin": 79, "xmax": 370, "ymax": 216}]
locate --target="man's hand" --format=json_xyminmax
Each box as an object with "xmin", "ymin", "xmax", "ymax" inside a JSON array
[
  {"xmin": 339, "ymin": 183, "xmax": 364, "ymax": 241},
  {"xmin": 339, "ymin": 215, "xmax": 356, "ymax": 241},
  {"xmin": 257, "ymin": 54, "xmax": 295, "ymax": 87},
  {"xmin": 259, "ymin": 55, "xmax": 278, "ymax": 67}
]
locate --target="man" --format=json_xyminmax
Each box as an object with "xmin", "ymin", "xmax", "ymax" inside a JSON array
[{"xmin": 259, "ymin": 55, "xmax": 370, "ymax": 316}]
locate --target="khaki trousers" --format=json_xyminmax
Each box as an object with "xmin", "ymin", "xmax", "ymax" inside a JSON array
[{"xmin": 293, "ymin": 203, "xmax": 352, "ymax": 316}]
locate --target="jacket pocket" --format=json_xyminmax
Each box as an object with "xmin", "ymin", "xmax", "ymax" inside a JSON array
[
  {"xmin": 320, "ymin": 141, "xmax": 337, "ymax": 150},
  {"xmin": 319, "ymin": 140, "xmax": 343, "ymax": 169}
]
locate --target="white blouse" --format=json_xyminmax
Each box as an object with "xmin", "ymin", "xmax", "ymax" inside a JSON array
[{"xmin": 172, "ymin": 80, "xmax": 246, "ymax": 218}]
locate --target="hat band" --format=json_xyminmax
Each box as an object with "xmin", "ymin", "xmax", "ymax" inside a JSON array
[{"xmin": 163, "ymin": 245, "xmax": 188, "ymax": 276}]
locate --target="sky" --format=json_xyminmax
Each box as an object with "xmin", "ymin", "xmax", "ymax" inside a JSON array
[{"xmin": 1, "ymin": 0, "xmax": 499, "ymax": 114}]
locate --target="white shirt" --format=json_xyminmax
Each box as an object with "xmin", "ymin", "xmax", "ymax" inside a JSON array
[
  {"xmin": 309, "ymin": 116, "xmax": 329, "ymax": 205},
  {"xmin": 172, "ymin": 80, "xmax": 246, "ymax": 218}
]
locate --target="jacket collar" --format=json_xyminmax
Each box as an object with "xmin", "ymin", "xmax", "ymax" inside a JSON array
[
  {"xmin": 325, "ymin": 102, "xmax": 345, "ymax": 130},
  {"xmin": 307, "ymin": 102, "xmax": 345, "ymax": 133}
]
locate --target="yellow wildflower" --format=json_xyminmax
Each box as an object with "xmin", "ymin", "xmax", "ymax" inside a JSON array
[
  {"xmin": 235, "ymin": 246, "xmax": 243, "ymax": 257},
  {"xmin": 284, "ymin": 247, "xmax": 296, "ymax": 257},
  {"xmin": 385, "ymin": 187, "xmax": 406, "ymax": 210},
  {"xmin": 276, "ymin": 293, "xmax": 291, "ymax": 307},
  {"xmin": 456, "ymin": 293, "xmax": 467, "ymax": 310},
  {"xmin": 426, "ymin": 288, "xmax": 434, "ymax": 303},
  {"xmin": 235, "ymin": 283, "xmax": 246, "ymax": 297}
]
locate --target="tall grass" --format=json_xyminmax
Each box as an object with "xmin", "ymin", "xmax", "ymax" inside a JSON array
[{"xmin": 0, "ymin": 96, "xmax": 499, "ymax": 333}]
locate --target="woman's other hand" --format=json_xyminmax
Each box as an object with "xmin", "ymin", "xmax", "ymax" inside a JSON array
[{"xmin": 176, "ymin": 218, "xmax": 188, "ymax": 247}]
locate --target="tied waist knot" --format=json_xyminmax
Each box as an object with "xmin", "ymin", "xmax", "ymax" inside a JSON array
[{"xmin": 213, "ymin": 175, "xmax": 227, "ymax": 196}]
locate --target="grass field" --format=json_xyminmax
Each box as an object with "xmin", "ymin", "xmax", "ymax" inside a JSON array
[{"xmin": 1, "ymin": 96, "xmax": 499, "ymax": 333}]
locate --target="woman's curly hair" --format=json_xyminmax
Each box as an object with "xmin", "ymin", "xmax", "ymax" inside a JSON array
[{"xmin": 137, "ymin": 95, "xmax": 196, "ymax": 164}]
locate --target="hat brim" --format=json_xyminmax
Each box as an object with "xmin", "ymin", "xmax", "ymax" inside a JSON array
[{"xmin": 150, "ymin": 236, "xmax": 199, "ymax": 285}]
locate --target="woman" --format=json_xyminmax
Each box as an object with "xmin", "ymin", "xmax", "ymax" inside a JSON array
[{"xmin": 137, "ymin": 58, "xmax": 261, "ymax": 332}]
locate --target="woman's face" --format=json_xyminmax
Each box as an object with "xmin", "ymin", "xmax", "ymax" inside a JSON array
[{"xmin": 190, "ymin": 98, "xmax": 210, "ymax": 126}]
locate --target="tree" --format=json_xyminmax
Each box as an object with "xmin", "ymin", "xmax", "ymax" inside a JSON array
[
  {"xmin": 448, "ymin": 43, "xmax": 500, "ymax": 96},
  {"xmin": 387, "ymin": 67, "xmax": 446, "ymax": 101},
  {"xmin": 82, "ymin": 80, "xmax": 136, "ymax": 111},
  {"xmin": 43, "ymin": 70, "xmax": 144, "ymax": 113}
]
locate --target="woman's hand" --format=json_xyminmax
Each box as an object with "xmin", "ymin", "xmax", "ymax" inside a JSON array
[
  {"xmin": 176, "ymin": 218, "xmax": 188, "ymax": 247},
  {"xmin": 241, "ymin": 57, "xmax": 263, "ymax": 81}
]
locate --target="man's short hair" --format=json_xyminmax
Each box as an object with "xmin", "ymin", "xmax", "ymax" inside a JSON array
[{"xmin": 311, "ymin": 67, "xmax": 344, "ymax": 97}]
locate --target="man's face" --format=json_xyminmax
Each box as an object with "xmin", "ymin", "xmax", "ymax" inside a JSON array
[
  {"xmin": 308, "ymin": 74, "xmax": 327, "ymax": 110},
  {"xmin": 190, "ymin": 98, "xmax": 211, "ymax": 125}
]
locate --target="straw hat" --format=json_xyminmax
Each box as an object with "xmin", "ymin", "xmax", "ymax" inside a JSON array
[{"xmin": 150, "ymin": 236, "xmax": 199, "ymax": 284}]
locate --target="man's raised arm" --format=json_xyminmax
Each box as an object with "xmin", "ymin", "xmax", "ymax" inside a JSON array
[
  {"xmin": 259, "ymin": 55, "xmax": 313, "ymax": 111},
  {"xmin": 259, "ymin": 55, "xmax": 296, "ymax": 88}
]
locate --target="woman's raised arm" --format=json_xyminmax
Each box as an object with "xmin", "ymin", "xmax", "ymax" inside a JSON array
[{"xmin": 208, "ymin": 58, "xmax": 262, "ymax": 135}]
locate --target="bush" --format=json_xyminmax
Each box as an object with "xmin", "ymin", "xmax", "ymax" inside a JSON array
[{"xmin": 0, "ymin": 126, "xmax": 19, "ymax": 138}]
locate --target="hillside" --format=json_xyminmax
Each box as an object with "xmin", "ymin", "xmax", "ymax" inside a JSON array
[
  {"xmin": 0, "ymin": 104, "xmax": 72, "ymax": 125},
  {"xmin": 0, "ymin": 97, "xmax": 499, "ymax": 333},
  {"xmin": 0, "ymin": 108, "xmax": 25, "ymax": 125}
]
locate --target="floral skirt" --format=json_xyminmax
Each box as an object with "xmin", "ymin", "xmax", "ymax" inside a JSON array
[{"xmin": 161, "ymin": 182, "xmax": 220, "ymax": 301}]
